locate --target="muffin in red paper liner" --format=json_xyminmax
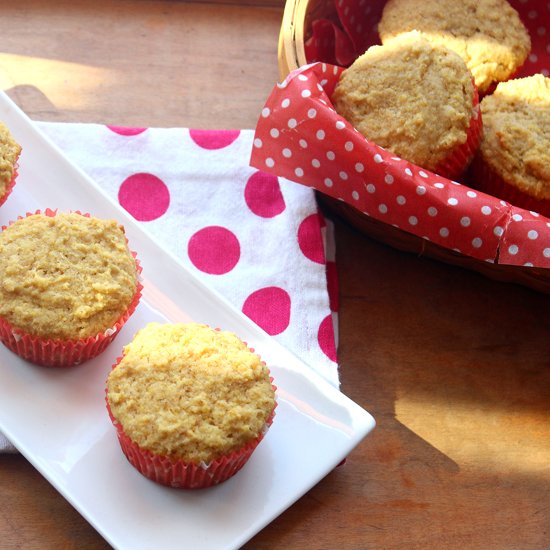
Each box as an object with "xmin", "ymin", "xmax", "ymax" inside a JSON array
[
  {"xmin": 0, "ymin": 121, "xmax": 22, "ymax": 207},
  {"xmin": 470, "ymin": 74, "xmax": 550, "ymax": 217},
  {"xmin": 332, "ymin": 32, "xmax": 482, "ymax": 181},
  {"xmin": 0, "ymin": 209, "xmax": 143, "ymax": 367},
  {"xmin": 105, "ymin": 322, "xmax": 277, "ymax": 489}
]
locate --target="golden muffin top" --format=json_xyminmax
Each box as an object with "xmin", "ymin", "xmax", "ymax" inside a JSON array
[
  {"xmin": 0, "ymin": 212, "xmax": 139, "ymax": 339},
  {"xmin": 478, "ymin": 74, "xmax": 550, "ymax": 200},
  {"xmin": 106, "ymin": 322, "xmax": 276, "ymax": 464},
  {"xmin": 333, "ymin": 32, "xmax": 475, "ymax": 171}
]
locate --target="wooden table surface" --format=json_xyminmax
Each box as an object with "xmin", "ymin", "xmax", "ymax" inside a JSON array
[{"xmin": 1, "ymin": 1, "xmax": 549, "ymax": 549}]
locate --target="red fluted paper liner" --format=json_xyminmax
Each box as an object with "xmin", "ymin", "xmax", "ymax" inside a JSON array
[
  {"xmin": 106, "ymin": 351, "xmax": 277, "ymax": 489},
  {"xmin": 470, "ymin": 155, "xmax": 550, "ymax": 219},
  {"xmin": 433, "ymin": 85, "xmax": 482, "ymax": 181},
  {"xmin": 0, "ymin": 165, "xmax": 19, "ymax": 208},
  {"xmin": 250, "ymin": 62, "xmax": 550, "ymax": 268},
  {"xmin": 0, "ymin": 209, "xmax": 143, "ymax": 367}
]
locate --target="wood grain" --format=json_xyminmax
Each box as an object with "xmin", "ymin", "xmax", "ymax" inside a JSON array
[{"xmin": 0, "ymin": 1, "xmax": 549, "ymax": 549}]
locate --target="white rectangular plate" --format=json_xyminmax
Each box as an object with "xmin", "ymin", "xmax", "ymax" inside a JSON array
[{"xmin": 0, "ymin": 92, "xmax": 375, "ymax": 550}]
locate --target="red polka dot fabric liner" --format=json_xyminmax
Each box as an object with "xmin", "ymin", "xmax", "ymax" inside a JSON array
[
  {"xmin": 250, "ymin": 61, "xmax": 550, "ymax": 269},
  {"xmin": 34, "ymin": 124, "xmax": 339, "ymax": 381}
]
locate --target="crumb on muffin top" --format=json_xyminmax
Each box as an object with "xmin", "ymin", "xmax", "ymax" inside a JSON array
[
  {"xmin": 378, "ymin": 0, "xmax": 531, "ymax": 93},
  {"xmin": 0, "ymin": 122, "xmax": 21, "ymax": 198},
  {"xmin": 106, "ymin": 322, "xmax": 276, "ymax": 464},
  {"xmin": 0, "ymin": 212, "xmax": 139, "ymax": 339},
  {"xmin": 478, "ymin": 74, "xmax": 550, "ymax": 200},
  {"xmin": 332, "ymin": 31, "xmax": 475, "ymax": 170}
]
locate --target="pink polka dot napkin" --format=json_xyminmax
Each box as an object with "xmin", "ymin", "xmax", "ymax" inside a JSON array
[{"xmin": 0, "ymin": 124, "xmax": 339, "ymax": 453}]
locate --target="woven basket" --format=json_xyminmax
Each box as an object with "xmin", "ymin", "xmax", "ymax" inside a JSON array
[{"xmin": 277, "ymin": 0, "xmax": 550, "ymax": 293}]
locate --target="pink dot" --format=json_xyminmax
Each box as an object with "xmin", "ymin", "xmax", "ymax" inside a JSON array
[
  {"xmin": 107, "ymin": 125, "xmax": 147, "ymax": 136},
  {"xmin": 189, "ymin": 129, "xmax": 240, "ymax": 149},
  {"xmin": 242, "ymin": 287, "xmax": 291, "ymax": 335},
  {"xmin": 245, "ymin": 171, "xmax": 286, "ymax": 218},
  {"xmin": 318, "ymin": 314, "xmax": 337, "ymax": 363},
  {"xmin": 188, "ymin": 226, "xmax": 240, "ymax": 275},
  {"xmin": 326, "ymin": 261, "xmax": 339, "ymax": 312},
  {"xmin": 118, "ymin": 173, "xmax": 170, "ymax": 221},
  {"xmin": 298, "ymin": 213, "xmax": 326, "ymax": 264}
]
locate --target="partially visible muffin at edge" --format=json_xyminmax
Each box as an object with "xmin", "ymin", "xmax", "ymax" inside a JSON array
[
  {"xmin": 378, "ymin": 0, "xmax": 531, "ymax": 94},
  {"xmin": 106, "ymin": 322, "xmax": 277, "ymax": 488},
  {"xmin": 332, "ymin": 31, "xmax": 481, "ymax": 178},
  {"xmin": 0, "ymin": 211, "xmax": 141, "ymax": 366},
  {"xmin": 0, "ymin": 122, "xmax": 22, "ymax": 206},
  {"xmin": 472, "ymin": 74, "xmax": 550, "ymax": 215}
]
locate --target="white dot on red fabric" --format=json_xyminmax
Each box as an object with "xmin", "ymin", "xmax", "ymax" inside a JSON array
[
  {"xmin": 352, "ymin": 191, "xmax": 359, "ymax": 200},
  {"xmin": 379, "ymin": 204, "xmax": 388, "ymax": 214},
  {"xmin": 266, "ymin": 158, "xmax": 275, "ymax": 168},
  {"xmin": 345, "ymin": 141, "xmax": 353, "ymax": 151},
  {"xmin": 327, "ymin": 151, "xmax": 336, "ymax": 160},
  {"xmin": 385, "ymin": 174, "xmax": 394, "ymax": 184},
  {"xmin": 270, "ymin": 128, "xmax": 279, "ymax": 138},
  {"xmin": 298, "ymin": 213, "xmax": 326, "ymax": 264},
  {"xmin": 494, "ymin": 226, "xmax": 504, "ymax": 237},
  {"xmin": 242, "ymin": 287, "xmax": 291, "ymax": 336},
  {"xmin": 308, "ymin": 108, "xmax": 317, "ymax": 118},
  {"xmin": 244, "ymin": 171, "xmax": 286, "ymax": 218},
  {"xmin": 461, "ymin": 216, "xmax": 471, "ymax": 227},
  {"xmin": 448, "ymin": 198, "xmax": 459, "ymax": 206},
  {"xmin": 397, "ymin": 195, "xmax": 406, "ymax": 205},
  {"xmin": 409, "ymin": 216, "xmax": 418, "ymax": 225},
  {"xmin": 513, "ymin": 214, "xmax": 523, "ymax": 221},
  {"xmin": 118, "ymin": 173, "xmax": 170, "ymax": 222},
  {"xmin": 302, "ymin": 90, "xmax": 312, "ymax": 98},
  {"xmin": 339, "ymin": 171, "xmax": 348, "ymax": 180},
  {"xmin": 325, "ymin": 178, "xmax": 333, "ymax": 187},
  {"xmin": 440, "ymin": 227, "xmax": 449, "ymax": 237},
  {"xmin": 472, "ymin": 238, "xmax": 483, "ymax": 248},
  {"xmin": 355, "ymin": 163, "xmax": 364, "ymax": 172},
  {"xmin": 317, "ymin": 130, "xmax": 326, "ymax": 140},
  {"xmin": 528, "ymin": 230, "xmax": 539, "ymax": 240},
  {"xmin": 295, "ymin": 167, "xmax": 304, "ymax": 177},
  {"xmin": 298, "ymin": 74, "xmax": 308, "ymax": 81},
  {"xmin": 544, "ymin": 248, "xmax": 550, "ymax": 258},
  {"xmin": 509, "ymin": 244, "xmax": 519, "ymax": 255},
  {"xmin": 374, "ymin": 154, "xmax": 383, "ymax": 163},
  {"xmin": 283, "ymin": 148, "xmax": 292, "ymax": 158},
  {"xmin": 288, "ymin": 118, "xmax": 297, "ymax": 129},
  {"xmin": 336, "ymin": 121, "xmax": 346, "ymax": 130},
  {"xmin": 481, "ymin": 206, "xmax": 492, "ymax": 215},
  {"xmin": 189, "ymin": 129, "xmax": 240, "ymax": 149},
  {"xmin": 262, "ymin": 108, "xmax": 270, "ymax": 118},
  {"xmin": 253, "ymin": 138, "xmax": 262, "ymax": 148},
  {"xmin": 428, "ymin": 206, "xmax": 438, "ymax": 216},
  {"xmin": 299, "ymin": 139, "xmax": 308, "ymax": 148},
  {"xmin": 434, "ymin": 183, "xmax": 445, "ymax": 189},
  {"xmin": 416, "ymin": 186, "xmax": 427, "ymax": 195},
  {"xmin": 107, "ymin": 125, "xmax": 146, "ymax": 136},
  {"xmin": 419, "ymin": 171, "xmax": 428, "ymax": 178},
  {"xmin": 312, "ymin": 159, "xmax": 321, "ymax": 168},
  {"xmin": 318, "ymin": 315, "xmax": 337, "ymax": 363},
  {"xmin": 405, "ymin": 168, "xmax": 413, "ymax": 176},
  {"xmin": 281, "ymin": 98, "xmax": 290, "ymax": 108},
  {"xmin": 188, "ymin": 226, "xmax": 240, "ymax": 275}
]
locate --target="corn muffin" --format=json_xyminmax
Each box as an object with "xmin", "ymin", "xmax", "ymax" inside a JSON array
[
  {"xmin": 332, "ymin": 32, "xmax": 481, "ymax": 179},
  {"xmin": 0, "ymin": 122, "xmax": 22, "ymax": 206},
  {"xmin": 106, "ymin": 322, "xmax": 277, "ymax": 488},
  {"xmin": 471, "ymin": 74, "xmax": 550, "ymax": 216},
  {"xmin": 378, "ymin": 0, "xmax": 531, "ymax": 94},
  {"xmin": 0, "ymin": 210, "xmax": 142, "ymax": 366}
]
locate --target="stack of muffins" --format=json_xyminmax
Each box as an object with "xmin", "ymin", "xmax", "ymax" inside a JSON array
[{"xmin": 332, "ymin": 0, "xmax": 549, "ymax": 217}]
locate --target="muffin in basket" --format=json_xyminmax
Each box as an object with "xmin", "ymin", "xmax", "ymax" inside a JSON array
[
  {"xmin": 105, "ymin": 322, "xmax": 277, "ymax": 489},
  {"xmin": 0, "ymin": 210, "xmax": 142, "ymax": 367},
  {"xmin": 332, "ymin": 31, "xmax": 482, "ymax": 180},
  {"xmin": 378, "ymin": 0, "xmax": 531, "ymax": 94},
  {"xmin": 470, "ymin": 74, "xmax": 550, "ymax": 216},
  {"xmin": 0, "ymin": 122, "xmax": 21, "ymax": 207}
]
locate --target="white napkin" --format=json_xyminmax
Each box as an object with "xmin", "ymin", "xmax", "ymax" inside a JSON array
[{"xmin": 0, "ymin": 123, "xmax": 339, "ymax": 452}]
